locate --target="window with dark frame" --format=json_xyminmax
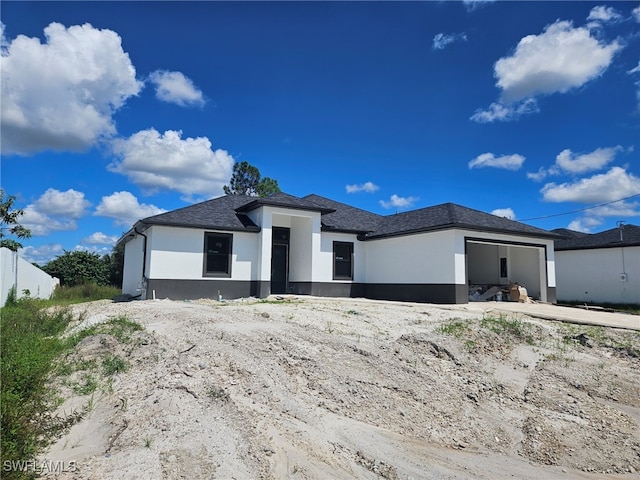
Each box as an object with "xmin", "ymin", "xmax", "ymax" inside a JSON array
[
  {"xmin": 333, "ymin": 241, "xmax": 354, "ymax": 280},
  {"xmin": 204, "ymin": 233, "xmax": 232, "ymax": 276}
]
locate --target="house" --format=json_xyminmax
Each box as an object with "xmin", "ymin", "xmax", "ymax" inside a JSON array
[
  {"xmin": 553, "ymin": 224, "xmax": 640, "ymax": 305},
  {"xmin": 119, "ymin": 192, "xmax": 559, "ymax": 304}
]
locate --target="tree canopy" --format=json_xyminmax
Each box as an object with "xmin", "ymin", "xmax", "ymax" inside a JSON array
[
  {"xmin": 42, "ymin": 250, "xmax": 112, "ymax": 287},
  {"xmin": 0, "ymin": 189, "xmax": 31, "ymax": 251},
  {"xmin": 223, "ymin": 161, "xmax": 281, "ymax": 197}
]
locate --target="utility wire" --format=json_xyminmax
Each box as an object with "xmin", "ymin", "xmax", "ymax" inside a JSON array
[{"xmin": 520, "ymin": 193, "xmax": 640, "ymax": 222}]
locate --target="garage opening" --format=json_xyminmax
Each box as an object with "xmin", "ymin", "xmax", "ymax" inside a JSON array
[{"xmin": 465, "ymin": 239, "xmax": 547, "ymax": 302}]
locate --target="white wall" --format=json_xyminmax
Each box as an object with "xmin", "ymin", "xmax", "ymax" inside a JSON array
[
  {"xmin": 1, "ymin": 247, "xmax": 60, "ymax": 306},
  {"xmin": 556, "ymin": 247, "xmax": 640, "ymax": 304},
  {"xmin": 289, "ymin": 216, "xmax": 313, "ymax": 282},
  {"xmin": 365, "ymin": 230, "xmax": 459, "ymax": 284},
  {"xmin": 147, "ymin": 225, "xmax": 258, "ymax": 280},
  {"xmin": 317, "ymin": 232, "xmax": 364, "ymax": 283}
]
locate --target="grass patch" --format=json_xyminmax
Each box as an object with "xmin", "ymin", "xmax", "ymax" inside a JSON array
[
  {"xmin": 437, "ymin": 319, "xmax": 470, "ymax": 337},
  {"xmin": 0, "ymin": 286, "xmax": 121, "ymax": 479},
  {"xmin": 68, "ymin": 315, "xmax": 143, "ymax": 347},
  {"xmin": 102, "ymin": 355, "xmax": 129, "ymax": 375},
  {"xmin": 480, "ymin": 313, "xmax": 536, "ymax": 345},
  {"xmin": 51, "ymin": 284, "xmax": 121, "ymax": 305},
  {"xmin": 1, "ymin": 297, "xmax": 73, "ymax": 478}
]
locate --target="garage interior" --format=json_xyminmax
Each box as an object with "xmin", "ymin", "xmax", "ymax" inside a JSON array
[{"xmin": 466, "ymin": 239, "xmax": 548, "ymax": 303}]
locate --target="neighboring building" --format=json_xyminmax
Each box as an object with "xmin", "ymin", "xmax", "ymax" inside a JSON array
[
  {"xmin": 119, "ymin": 193, "xmax": 559, "ymax": 304},
  {"xmin": 554, "ymin": 224, "xmax": 640, "ymax": 305},
  {"xmin": 0, "ymin": 247, "xmax": 60, "ymax": 306}
]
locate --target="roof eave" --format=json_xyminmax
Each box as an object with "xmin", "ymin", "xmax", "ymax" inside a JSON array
[
  {"xmin": 363, "ymin": 223, "xmax": 558, "ymax": 241},
  {"xmin": 235, "ymin": 199, "xmax": 335, "ymax": 214}
]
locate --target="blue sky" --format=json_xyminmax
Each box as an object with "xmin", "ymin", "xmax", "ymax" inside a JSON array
[{"xmin": 2, "ymin": 1, "xmax": 640, "ymax": 265}]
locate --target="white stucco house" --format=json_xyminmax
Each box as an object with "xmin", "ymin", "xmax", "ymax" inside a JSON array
[
  {"xmin": 553, "ymin": 224, "xmax": 640, "ymax": 305},
  {"xmin": 119, "ymin": 193, "xmax": 559, "ymax": 304}
]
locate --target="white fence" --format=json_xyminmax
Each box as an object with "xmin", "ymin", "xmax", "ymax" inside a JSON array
[{"xmin": 0, "ymin": 247, "xmax": 60, "ymax": 306}]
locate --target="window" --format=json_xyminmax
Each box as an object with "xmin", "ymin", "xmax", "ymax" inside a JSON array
[
  {"xmin": 333, "ymin": 242, "xmax": 354, "ymax": 280},
  {"xmin": 204, "ymin": 233, "xmax": 232, "ymax": 276}
]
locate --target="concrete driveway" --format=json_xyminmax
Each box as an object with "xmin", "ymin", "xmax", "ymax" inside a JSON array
[{"xmin": 447, "ymin": 301, "xmax": 640, "ymax": 331}]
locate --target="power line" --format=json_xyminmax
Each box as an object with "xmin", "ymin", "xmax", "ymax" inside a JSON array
[{"xmin": 520, "ymin": 193, "xmax": 640, "ymax": 222}]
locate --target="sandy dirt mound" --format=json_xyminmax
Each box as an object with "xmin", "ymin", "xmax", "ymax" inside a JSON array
[{"xmin": 40, "ymin": 297, "xmax": 639, "ymax": 479}]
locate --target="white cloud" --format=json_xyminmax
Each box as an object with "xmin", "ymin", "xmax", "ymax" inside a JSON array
[
  {"xmin": 494, "ymin": 21, "xmax": 620, "ymax": 103},
  {"xmin": 379, "ymin": 194, "xmax": 418, "ymax": 210},
  {"xmin": 470, "ymin": 98, "xmax": 539, "ymax": 123},
  {"xmin": 473, "ymin": 19, "xmax": 621, "ymax": 122},
  {"xmin": 527, "ymin": 167, "xmax": 550, "ymax": 182},
  {"xmin": 94, "ymin": 191, "xmax": 166, "ymax": 227},
  {"xmin": 19, "ymin": 188, "xmax": 90, "ymax": 236},
  {"xmin": 588, "ymin": 201, "xmax": 640, "ymax": 218},
  {"xmin": 554, "ymin": 146, "xmax": 622, "ymax": 174},
  {"xmin": 32, "ymin": 188, "xmax": 91, "ymax": 218},
  {"xmin": 528, "ymin": 145, "xmax": 624, "ymax": 180},
  {"xmin": 567, "ymin": 199, "xmax": 640, "ymax": 233},
  {"xmin": 149, "ymin": 70, "xmax": 205, "ymax": 107},
  {"xmin": 567, "ymin": 216, "xmax": 604, "ymax": 233},
  {"xmin": 462, "ymin": 0, "xmax": 496, "ymax": 12},
  {"xmin": 587, "ymin": 5, "xmax": 622, "ymax": 24},
  {"xmin": 74, "ymin": 244, "xmax": 113, "ymax": 257},
  {"xmin": 491, "ymin": 208, "xmax": 516, "ymax": 220},
  {"xmin": 82, "ymin": 232, "xmax": 119, "ymax": 245},
  {"xmin": 18, "ymin": 243, "xmax": 64, "ymax": 266},
  {"xmin": 628, "ymin": 61, "xmax": 640, "ymax": 112},
  {"xmin": 541, "ymin": 167, "xmax": 640, "ymax": 203},
  {"xmin": 432, "ymin": 32, "xmax": 467, "ymax": 50},
  {"xmin": 633, "ymin": 6, "xmax": 640, "ymax": 23},
  {"xmin": 109, "ymin": 129, "xmax": 235, "ymax": 200},
  {"xmin": 1, "ymin": 22, "xmax": 142, "ymax": 155},
  {"xmin": 21, "ymin": 206, "xmax": 76, "ymax": 236},
  {"xmin": 346, "ymin": 181, "xmax": 379, "ymax": 194},
  {"xmin": 468, "ymin": 152, "xmax": 525, "ymax": 171}
]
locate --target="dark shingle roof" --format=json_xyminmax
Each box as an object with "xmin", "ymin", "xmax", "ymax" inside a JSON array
[
  {"xmin": 128, "ymin": 193, "xmax": 558, "ymax": 241},
  {"xmin": 363, "ymin": 203, "xmax": 559, "ymax": 240},
  {"xmin": 138, "ymin": 195, "xmax": 260, "ymax": 232},
  {"xmin": 554, "ymin": 224, "xmax": 640, "ymax": 251},
  {"xmin": 303, "ymin": 194, "xmax": 383, "ymax": 233},
  {"xmin": 551, "ymin": 228, "xmax": 590, "ymax": 240}
]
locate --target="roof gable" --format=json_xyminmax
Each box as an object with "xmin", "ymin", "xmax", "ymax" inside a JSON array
[{"xmin": 235, "ymin": 192, "xmax": 335, "ymax": 214}]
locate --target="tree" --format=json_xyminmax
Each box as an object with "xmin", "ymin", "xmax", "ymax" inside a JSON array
[
  {"xmin": 0, "ymin": 189, "xmax": 31, "ymax": 251},
  {"xmin": 223, "ymin": 161, "xmax": 281, "ymax": 197},
  {"xmin": 106, "ymin": 241, "xmax": 125, "ymax": 287},
  {"xmin": 42, "ymin": 250, "xmax": 111, "ymax": 286}
]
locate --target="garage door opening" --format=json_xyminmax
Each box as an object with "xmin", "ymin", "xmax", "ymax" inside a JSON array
[{"xmin": 466, "ymin": 239, "xmax": 547, "ymax": 302}]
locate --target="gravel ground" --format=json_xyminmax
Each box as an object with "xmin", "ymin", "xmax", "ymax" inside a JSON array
[{"xmin": 39, "ymin": 296, "xmax": 640, "ymax": 479}]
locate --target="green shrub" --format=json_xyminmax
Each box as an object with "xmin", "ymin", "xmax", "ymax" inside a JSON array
[{"xmin": 1, "ymin": 298, "xmax": 73, "ymax": 477}]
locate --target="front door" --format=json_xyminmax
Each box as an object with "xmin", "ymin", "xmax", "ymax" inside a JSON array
[
  {"xmin": 271, "ymin": 244, "xmax": 288, "ymax": 294},
  {"xmin": 271, "ymin": 227, "xmax": 290, "ymax": 294}
]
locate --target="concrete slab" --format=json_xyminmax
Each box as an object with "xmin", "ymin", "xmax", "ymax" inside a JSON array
[{"xmin": 447, "ymin": 301, "xmax": 640, "ymax": 331}]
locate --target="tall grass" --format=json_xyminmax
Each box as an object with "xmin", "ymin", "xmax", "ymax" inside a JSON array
[
  {"xmin": 1, "ymin": 284, "xmax": 119, "ymax": 480},
  {"xmin": 51, "ymin": 283, "xmax": 120, "ymax": 305}
]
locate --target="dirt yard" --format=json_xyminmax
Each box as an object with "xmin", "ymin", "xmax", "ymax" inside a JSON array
[{"xmin": 40, "ymin": 296, "xmax": 639, "ymax": 479}]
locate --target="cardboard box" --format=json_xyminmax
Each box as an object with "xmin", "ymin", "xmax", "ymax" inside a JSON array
[{"xmin": 509, "ymin": 283, "xmax": 528, "ymax": 302}]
